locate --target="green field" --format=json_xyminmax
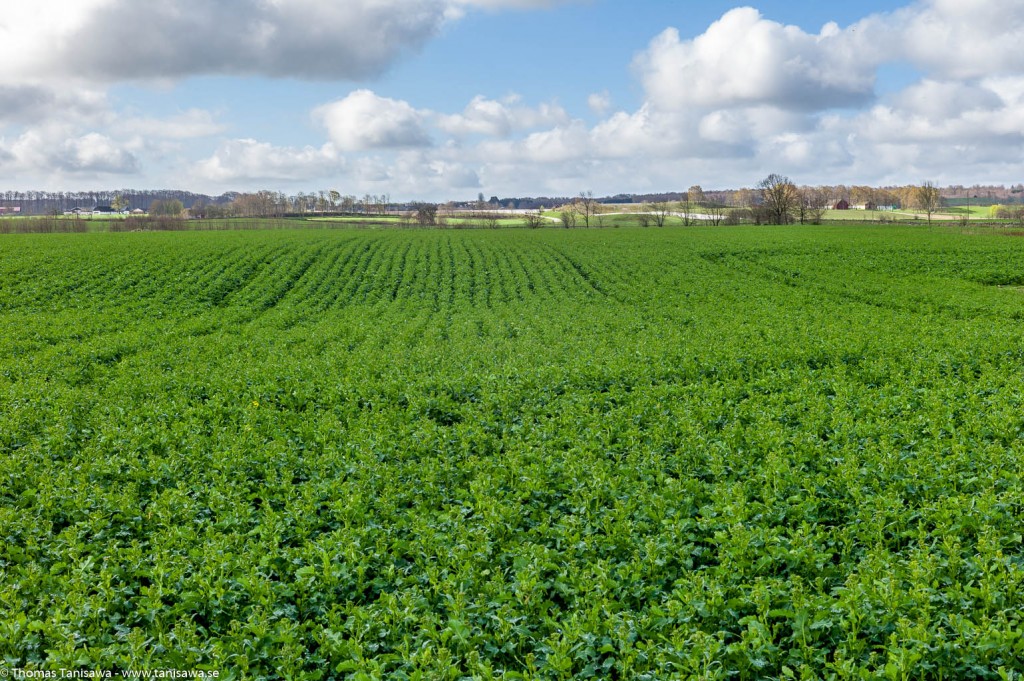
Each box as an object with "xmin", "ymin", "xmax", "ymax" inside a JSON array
[{"xmin": 4, "ymin": 225, "xmax": 1024, "ymax": 678}]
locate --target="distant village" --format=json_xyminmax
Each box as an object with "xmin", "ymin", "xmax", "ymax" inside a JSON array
[{"xmin": 62, "ymin": 206, "xmax": 146, "ymax": 217}]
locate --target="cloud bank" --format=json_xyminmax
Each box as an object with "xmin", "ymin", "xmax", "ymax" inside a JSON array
[{"xmin": 3, "ymin": 0, "xmax": 1024, "ymax": 197}]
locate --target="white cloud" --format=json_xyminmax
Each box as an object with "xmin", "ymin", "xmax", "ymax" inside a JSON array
[
  {"xmin": 391, "ymin": 151, "xmax": 482, "ymax": 192},
  {"xmin": 59, "ymin": 133, "xmax": 140, "ymax": 173},
  {"xmin": 635, "ymin": 8, "xmax": 877, "ymax": 113},
  {"xmin": 478, "ymin": 121, "xmax": 591, "ymax": 164},
  {"xmin": 0, "ymin": 0, "xmax": 580, "ymax": 84},
  {"xmin": 121, "ymin": 109, "xmax": 225, "ymax": 140},
  {"xmin": 6, "ymin": 1, "xmax": 448, "ymax": 81},
  {"xmin": 0, "ymin": 84, "xmax": 109, "ymax": 127},
  {"xmin": 1, "ymin": 127, "xmax": 140, "ymax": 175},
  {"xmin": 194, "ymin": 139, "xmax": 343, "ymax": 184},
  {"xmin": 5, "ymin": 1, "xmax": 1024, "ymax": 197},
  {"xmin": 436, "ymin": 95, "xmax": 568, "ymax": 137},
  {"xmin": 885, "ymin": 0, "xmax": 1024, "ymax": 80},
  {"xmin": 587, "ymin": 91, "xmax": 612, "ymax": 116},
  {"xmin": 314, "ymin": 90, "xmax": 431, "ymax": 151}
]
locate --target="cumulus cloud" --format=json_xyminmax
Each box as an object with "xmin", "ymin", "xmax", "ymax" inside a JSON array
[
  {"xmin": 58, "ymin": 133, "xmax": 140, "ymax": 173},
  {"xmin": 6, "ymin": 0, "xmax": 445, "ymax": 81},
  {"xmin": 390, "ymin": 151, "xmax": 482, "ymax": 192},
  {"xmin": 194, "ymin": 139, "xmax": 343, "ymax": 183},
  {"xmin": 436, "ymin": 95, "xmax": 568, "ymax": 137},
  {"xmin": 635, "ymin": 8, "xmax": 878, "ymax": 113},
  {"xmin": 878, "ymin": 0, "xmax": 1024, "ymax": 80},
  {"xmin": 314, "ymin": 90, "xmax": 431, "ymax": 151},
  {"xmin": 2, "ymin": 128, "xmax": 140, "ymax": 175},
  {"xmin": 0, "ymin": 85, "xmax": 108, "ymax": 126},
  {"xmin": 5, "ymin": 0, "xmax": 1024, "ymax": 197},
  {"xmin": 0, "ymin": 0, "xmax": 580, "ymax": 83}
]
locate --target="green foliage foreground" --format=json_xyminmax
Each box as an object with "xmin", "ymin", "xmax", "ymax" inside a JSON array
[{"xmin": 2, "ymin": 225, "xmax": 1024, "ymax": 679}]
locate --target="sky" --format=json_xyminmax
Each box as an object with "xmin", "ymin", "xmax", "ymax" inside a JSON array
[{"xmin": 1, "ymin": 0, "xmax": 1023, "ymax": 200}]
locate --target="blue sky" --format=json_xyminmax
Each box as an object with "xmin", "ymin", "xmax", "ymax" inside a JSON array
[{"xmin": 1, "ymin": 0, "xmax": 1022, "ymax": 200}]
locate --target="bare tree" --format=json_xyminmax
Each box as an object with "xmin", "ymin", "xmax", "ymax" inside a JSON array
[
  {"xmin": 636, "ymin": 206, "xmax": 653, "ymax": 228},
  {"xmin": 678, "ymin": 199, "xmax": 691, "ymax": 226},
  {"xmin": 652, "ymin": 201, "xmax": 671, "ymax": 227},
  {"xmin": 757, "ymin": 173, "xmax": 799, "ymax": 225},
  {"xmin": 575, "ymin": 191, "xmax": 598, "ymax": 228},
  {"xmin": 797, "ymin": 187, "xmax": 827, "ymax": 224},
  {"xmin": 705, "ymin": 203, "xmax": 725, "ymax": 226},
  {"xmin": 914, "ymin": 181, "xmax": 942, "ymax": 224}
]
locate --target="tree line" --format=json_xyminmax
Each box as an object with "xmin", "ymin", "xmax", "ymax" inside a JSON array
[
  {"xmin": 3, "ymin": 183, "xmax": 1020, "ymax": 219},
  {"xmin": 747, "ymin": 175, "xmax": 946, "ymax": 225}
]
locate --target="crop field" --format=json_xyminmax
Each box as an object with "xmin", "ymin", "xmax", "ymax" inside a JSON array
[{"xmin": 4, "ymin": 225, "xmax": 1024, "ymax": 678}]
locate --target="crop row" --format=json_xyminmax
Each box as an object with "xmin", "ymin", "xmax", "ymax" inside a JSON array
[{"xmin": 3, "ymin": 225, "xmax": 1024, "ymax": 677}]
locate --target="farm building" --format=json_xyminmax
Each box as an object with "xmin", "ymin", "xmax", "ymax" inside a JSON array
[{"xmin": 833, "ymin": 199, "xmax": 850, "ymax": 210}]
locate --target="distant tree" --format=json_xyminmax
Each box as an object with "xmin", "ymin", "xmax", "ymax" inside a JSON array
[
  {"xmin": 524, "ymin": 212, "xmax": 545, "ymax": 229},
  {"xmin": 757, "ymin": 173, "xmax": 798, "ymax": 225},
  {"xmin": 732, "ymin": 187, "xmax": 757, "ymax": 209},
  {"xmin": 559, "ymin": 207, "xmax": 577, "ymax": 228},
  {"xmin": 329, "ymin": 190, "xmax": 341, "ymax": 211},
  {"xmin": 687, "ymin": 185, "xmax": 706, "ymax": 208},
  {"xmin": 705, "ymin": 203, "xmax": 725, "ymax": 226},
  {"xmin": 797, "ymin": 187, "xmax": 827, "ymax": 224},
  {"xmin": 575, "ymin": 191, "xmax": 598, "ymax": 228},
  {"xmin": 651, "ymin": 201, "xmax": 671, "ymax": 227},
  {"xmin": 993, "ymin": 205, "xmax": 1024, "ymax": 227},
  {"xmin": 850, "ymin": 185, "xmax": 873, "ymax": 206},
  {"xmin": 636, "ymin": 206, "xmax": 653, "ymax": 228},
  {"xmin": 914, "ymin": 181, "xmax": 942, "ymax": 224},
  {"xmin": 414, "ymin": 203, "xmax": 438, "ymax": 226},
  {"xmin": 149, "ymin": 199, "xmax": 184, "ymax": 217}
]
